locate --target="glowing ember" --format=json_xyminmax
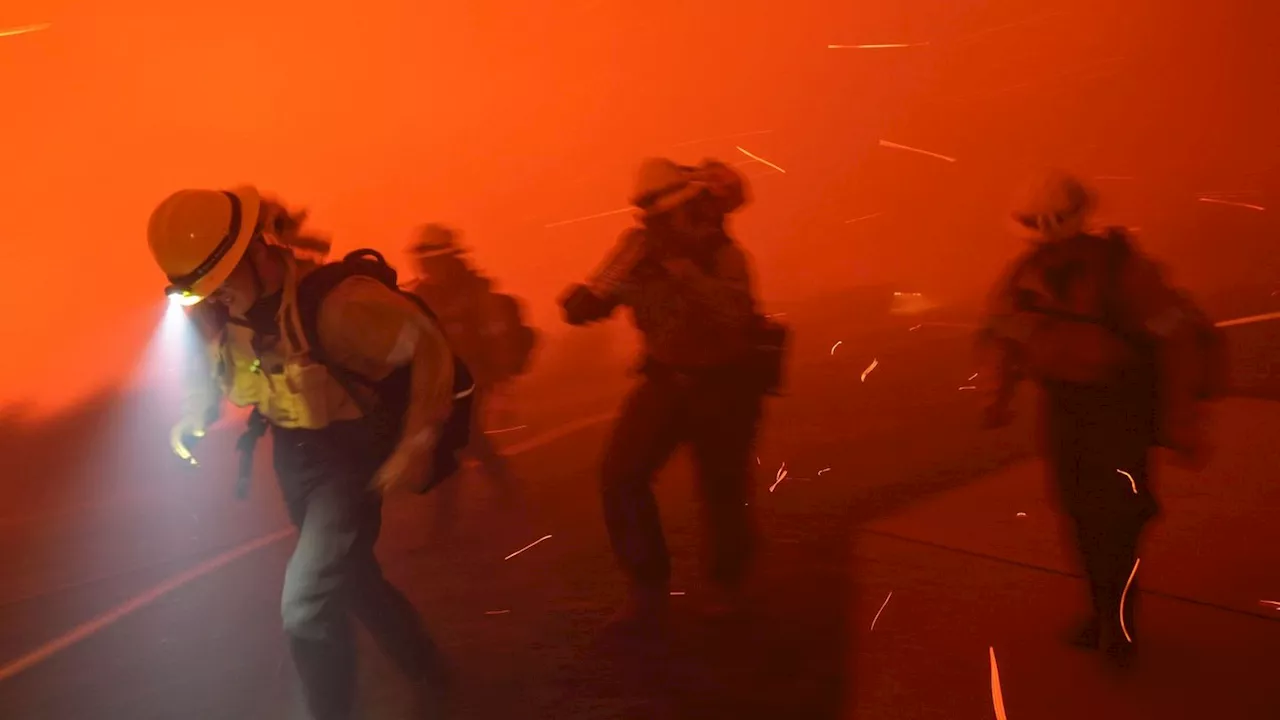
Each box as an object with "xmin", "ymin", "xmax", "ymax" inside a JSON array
[
  {"xmin": 1215, "ymin": 311, "xmax": 1280, "ymax": 328},
  {"xmin": 669, "ymin": 591, "xmax": 686, "ymax": 596},
  {"xmin": 484, "ymin": 425, "xmax": 529, "ymax": 435},
  {"xmin": 484, "ymin": 610, "xmax": 511, "ymax": 615},
  {"xmin": 818, "ymin": 467, "xmax": 831, "ymax": 476},
  {"xmin": 830, "ymin": 340, "xmax": 843, "ymax": 355},
  {"xmin": 1016, "ymin": 512, "xmax": 1027, "ymax": 517},
  {"xmin": 969, "ymin": 373, "xmax": 979, "ymax": 381},
  {"xmin": 909, "ymin": 324, "xmax": 923, "ymax": 331},
  {"xmin": 671, "ymin": 129, "xmax": 773, "ymax": 149},
  {"xmin": 845, "ymin": 212, "xmax": 884, "ymax": 224},
  {"xmin": 735, "ymin": 145, "xmax": 787, "ymax": 174},
  {"xmin": 870, "ymin": 591, "xmax": 893, "ymax": 631},
  {"xmin": 861, "ymin": 359, "xmax": 879, "ymax": 382},
  {"xmin": 958, "ymin": 386, "xmax": 977, "ymax": 391},
  {"xmin": 1197, "ymin": 197, "xmax": 1266, "ymax": 212},
  {"xmin": 827, "ymin": 43, "xmax": 929, "ymax": 49},
  {"xmin": 769, "ymin": 462, "xmax": 789, "ymax": 493},
  {"xmin": 0, "ymin": 23, "xmax": 51, "ymax": 39},
  {"xmin": 504, "ymin": 534, "xmax": 553, "ymax": 561},
  {"xmin": 1120, "ymin": 557, "xmax": 1141, "ymax": 643},
  {"xmin": 544, "ymin": 207, "xmax": 631, "ymax": 228},
  {"xmin": 1260, "ymin": 600, "xmax": 1280, "ymax": 610},
  {"xmin": 878, "ymin": 139, "xmax": 957, "ymax": 163},
  {"xmin": 989, "ymin": 647, "xmax": 1009, "ymax": 720},
  {"xmin": 1117, "ymin": 469, "xmax": 1138, "ymax": 494}
]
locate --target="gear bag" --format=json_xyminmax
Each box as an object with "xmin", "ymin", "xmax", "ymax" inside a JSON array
[
  {"xmin": 484, "ymin": 292, "xmax": 538, "ymax": 382},
  {"xmin": 294, "ymin": 249, "xmax": 476, "ymax": 492}
]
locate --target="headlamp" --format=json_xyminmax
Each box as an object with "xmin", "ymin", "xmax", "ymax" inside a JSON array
[{"xmin": 166, "ymin": 286, "xmax": 204, "ymax": 307}]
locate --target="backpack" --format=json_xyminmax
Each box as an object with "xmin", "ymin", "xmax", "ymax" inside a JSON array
[
  {"xmin": 484, "ymin": 292, "xmax": 538, "ymax": 382},
  {"xmin": 1098, "ymin": 230, "xmax": 1229, "ymax": 402},
  {"xmin": 295, "ymin": 249, "xmax": 476, "ymax": 492}
]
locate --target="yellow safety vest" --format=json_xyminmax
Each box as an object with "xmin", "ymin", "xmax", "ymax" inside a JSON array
[{"xmin": 209, "ymin": 254, "xmax": 366, "ymax": 429}]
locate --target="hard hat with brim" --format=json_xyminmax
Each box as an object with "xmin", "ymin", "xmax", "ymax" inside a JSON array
[
  {"xmin": 630, "ymin": 158, "xmax": 709, "ymax": 218},
  {"xmin": 408, "ymin": 223, "xmax": 467, "ymax": 260},
  {"xmin": 149, "ymin": 186, "xmax": 262, "ymax": 304}
]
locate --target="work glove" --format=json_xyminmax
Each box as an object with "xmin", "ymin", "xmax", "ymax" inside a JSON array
[{"xmin": 169, "ymin": 415, "xmax": 207, "ymax": 467}]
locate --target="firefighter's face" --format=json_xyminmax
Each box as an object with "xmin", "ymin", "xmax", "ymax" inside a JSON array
[{"xmin": 213, "ymin": 242, "xmax": 277, "ymax": 316}]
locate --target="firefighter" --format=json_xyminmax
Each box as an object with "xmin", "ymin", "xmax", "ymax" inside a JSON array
[
  {"xmin": 977, "ymin": 170, "xmax": 1210, "ymax": 665},
  {"xmin": 148, "ymin": 187, "xmax": 454, "ymax": 719},
  {"xmin": 559, "ymin": 158, "xmax": 782, "ymax": 629},
  {"xmin": 407, "ymin": 224, "xmax": 537, "ymax": 482}
]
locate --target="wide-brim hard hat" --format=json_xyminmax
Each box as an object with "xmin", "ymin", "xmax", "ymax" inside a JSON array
[
  {"xmin": 630, "ymin": 158, "xmax": 708, "ymax": 218},
  {"xmin": 408, "ymin": 223, "xmax": 466, "ymax": 260},
  {"xmin": 148, "ymin": 185, "xmax": 262, "ymax": 303}
]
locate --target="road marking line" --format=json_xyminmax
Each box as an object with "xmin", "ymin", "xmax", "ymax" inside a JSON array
[
  {"xmin": 0, "ymin": 529, "xmax": 293, "ymax": 682},
  {"xmin": 0, "ymin": 411, "xmax": 616, "ymax": 682}
]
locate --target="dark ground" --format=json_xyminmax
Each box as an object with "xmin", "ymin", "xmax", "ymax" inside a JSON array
[{"xmin": 0, "ymin": 297, "xmax": 1277, "ymax": 719}]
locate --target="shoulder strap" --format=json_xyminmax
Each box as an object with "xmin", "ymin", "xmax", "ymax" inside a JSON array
[{"xmin": 1099, "ymin": 228, "xmax": 1134, "ymax": 333}]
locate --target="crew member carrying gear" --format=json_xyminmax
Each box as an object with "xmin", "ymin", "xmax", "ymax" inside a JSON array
[
  {"xmin": 560, "ymin": 158, "xmax": 787, "ymax": 628},
  {"xmin": 148, "ymin": 186, "xmax": 465, "ymax": 720},
  {"xmin": 976, "ymin": 170, "xmax": 1217, "ymax": 665},
  {"xmin": 407, "ymin": 224, "xmax": 537, "ymax": 481}
]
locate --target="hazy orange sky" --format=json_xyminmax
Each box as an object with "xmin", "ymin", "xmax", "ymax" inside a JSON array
[{"xmin": 1, "ymin": 0, "xmax": 1276, "ymax": 413}]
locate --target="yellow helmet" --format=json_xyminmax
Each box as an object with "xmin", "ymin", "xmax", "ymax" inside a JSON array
[{"xmin": 147, "ymin": 186, "xmax": 262, "ymax": 305}]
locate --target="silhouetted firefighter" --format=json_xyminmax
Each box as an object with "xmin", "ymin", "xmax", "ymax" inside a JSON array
[
  {"xmin": 406, "ymin": 224, "xmax": 538, "ymax": 482},
  {"xmin": 560, "ymin": 158, "xmax": 788, "ymax": 630},
  {"xmin": 148, "ymin": 188, "xmax": 471, "ymax": 719},
  {"xmin": 977, "ymin": 171, "xmax": 1224, "ymax": 665}
]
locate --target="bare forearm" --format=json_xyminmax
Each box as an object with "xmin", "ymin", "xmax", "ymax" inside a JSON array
[{"xmin": 397, "ymin": 338, "xmax": 456, "ymax": 451}]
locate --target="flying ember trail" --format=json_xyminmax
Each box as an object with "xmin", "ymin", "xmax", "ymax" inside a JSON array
[
  {"xmin": 735, "ymin": 146, "xmax": 787, "ymax": 174},
  {"xmin": 878, "ymin": 139, "xmax": 957, "ymax": 163}
]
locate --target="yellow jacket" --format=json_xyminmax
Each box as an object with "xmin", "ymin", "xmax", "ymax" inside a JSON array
[{"xmin": 186, "ymin": 252, "xmax": 455, "ymax": 440}]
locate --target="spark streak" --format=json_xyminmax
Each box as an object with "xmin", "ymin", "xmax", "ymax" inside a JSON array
[
  {"xmin": 1120, "ymin": 558, "xmax": 1141, "ymax": 643},
  {"xmin": 1197, "ymin": 197, "xmax": 1266, "ymax": 212},
  {"xmin": 769, "ymin": 463, "xmax": 788, "ymax": 493},
  {"xmin": 504, "ymin": 534, "xmax": 553, "ymax": 561},
  {"xmin": 861, "ymin": 359, "xmax": 879, "ymax": 382},
  {"xmin": 544, "ymin": 207, "xmax": 632, "ymax": 228},
  {"xmin": 669, "ymin": 591, "xmax": 687, "ymax": 596},
  {"xmin": 736, "ymin": 146, "xmax": 787, "ymax": 174},
  {"xmin": 1117, "ymin": 469, "xmax": 1137, "ymax": 494},
  {"xmin": 818, "ymin": 467, "xmax": 831, "ymax": 476},
  {"xmin": 989, "ymin": 647, "xmax": 1009, "ymax": 720},
  {"xmin": 958, "ymin": 386, "xmax": 977, "ymax": 391},
  {"xmin": 0, "ymin": 23, "xmax": 51, "ymax": 39},
  {"xmin": 1260, "ymin": 600, "xmax": 1280, "ymax": 610},
  {"xmin": 484, "ymin": 425, "xmax": 529, "ymax": 435},
  {"xmin": 1216, "ymin": 311, "xmax": 1280, "ymax": 328},
  {"xmin": 827, "ymin": 43, "xmax": 929, "ymax": 49},
  {"xmin": 485, "ymin": 610, "xmax": 511, "ymax": 615},
  {"xmin": 671, "ymin": 129, "xmax": 773, "ymax": 149},
  {"xmin": 968, "ymin": 373, "xmax": 979, "ymax": 381},
  {"xmin": 1016, "ymin": 512, "xmax": 1027, "ymax": 517},
  {"xmin": 870, "ymin": 591, "xmax": 893, "ymax": 630},
  {"xmin": 845, "ymin": 212, "xmax": 884, "ymax": 224},
  {"xmin": 878, "ymin": 139, "xmax": 957, "ymax": 163},
  {"xmin": 830, "ymin": 340, "xmax": 843, "ymax": 355}
]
